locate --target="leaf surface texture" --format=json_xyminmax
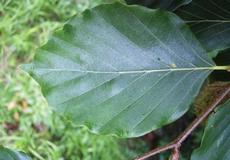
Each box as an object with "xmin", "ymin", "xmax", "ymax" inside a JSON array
[
  {"xmin": 0, "ymin": 147, "xmax": 31, "ymax": 160},
  {"xmin": 23, "ymin": 3, "xmax": 216, "ymax": 137},
  {"xmin": 176, "ymin": 0, "xmax": 230, "ymax": 55}
]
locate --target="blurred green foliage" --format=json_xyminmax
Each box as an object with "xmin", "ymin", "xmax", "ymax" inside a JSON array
[
  {"xmin": 0, "ymin": 0, "xmax": 117, "ymax": 61},
  {"xmin": 0, "ymin": 0, "xmax": 147, "ymax": 159}
]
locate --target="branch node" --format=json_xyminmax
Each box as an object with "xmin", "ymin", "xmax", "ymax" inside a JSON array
[{"xmin": 170, "ymin": 147, "xmax": 180, "ymax": 160}]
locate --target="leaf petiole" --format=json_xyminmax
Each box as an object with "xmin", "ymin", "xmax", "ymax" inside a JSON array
[{"xmin": 213, "ymin": 65, "xmax": 230, "ymax": 71}]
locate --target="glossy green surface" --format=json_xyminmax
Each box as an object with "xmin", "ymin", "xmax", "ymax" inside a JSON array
[
  {"xmin": 176, "ymin": 0, "xmax": 230, "ymax": 54},
  {"xmin": 0, "ymin": 147, "xmax": 31, "ymax": 160},
  {"xmin": 191, "ymin": 100, "xmax": 230, "ymax": 160},
  {"xmin": 23, "ymin": 2, "xmax": 216, "ymax": 137}
]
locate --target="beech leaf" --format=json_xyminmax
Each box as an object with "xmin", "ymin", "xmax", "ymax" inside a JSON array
[
  {"xmin": 176, "ymin": 0, "xmax": 230, "ymax": 57},
  {"xmin": 22, "ymin": 2, "xmax": 227, "ymax": 137},
  {"xmin": 0, "ymin": 146, "xmax": 31, "ymax": 160}
]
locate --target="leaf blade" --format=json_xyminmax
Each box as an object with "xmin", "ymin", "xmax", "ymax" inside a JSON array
[
  {"xmin": 0, "ymin": 146, "xmax": 31, "ymax": 160},
  {"xmin": 176, "ymin": 0, "xmax": 230, "ymax": 56},
  {"xmin": 23, "ymin": 2, "xmax": 215, "ymax": 137}
]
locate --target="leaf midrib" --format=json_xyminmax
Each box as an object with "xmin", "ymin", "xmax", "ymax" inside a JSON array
[{"xmin": 30, "ymin": 65, "xmax": 229, "ymax": 74}]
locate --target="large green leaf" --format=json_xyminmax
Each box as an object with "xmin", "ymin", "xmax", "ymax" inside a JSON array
[
  {"xmin": 0, "ymin": 146, "xmax": 31, "ymax": 160},
  {"xmin": 191, "ymin": 100, "xmax": 230, "ymax": 160},
  {"xmin": 22, "ymin": 2, "xmax": 227, "ymax": 137},
  {"xmin": 125, "ymin": 0, "xmax": 191, "ymax": 11},
  {"xmin": 176, "ymin": 0, "xmax": 230, "ymax": 55}
]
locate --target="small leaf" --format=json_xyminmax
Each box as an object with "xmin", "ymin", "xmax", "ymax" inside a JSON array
[
  {"xmin": 0, "ymin": 146, "xmax": 31, "ymax": 160},
  {"xmin": 176, "ymin": 0, "xmax": 230, "ymax": 57},
  {"xmin": 22, "ymin": 2, "xmax": 225, "ymax": 137},
  {"xmin": 191, "ymin": 99, "xmax": 230, "ymax": 160}
]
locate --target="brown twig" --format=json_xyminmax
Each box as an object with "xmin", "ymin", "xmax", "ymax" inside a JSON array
[
  {"xmin": 135, "ymin": 86, "xmax": 230, "ymax": 160},
  {"xmin": 170, "ymin": 147, "xmax": 180, "ymax": 160}
]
